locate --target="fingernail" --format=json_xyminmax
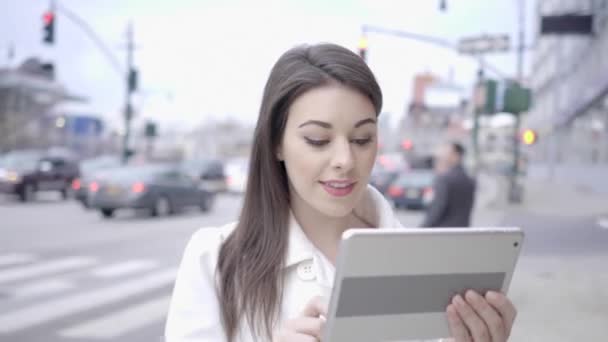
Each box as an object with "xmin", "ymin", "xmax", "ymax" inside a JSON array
[
  {"xmin": 486, "ymin": 291, "xmax": 499, "ymax": 300},
  {"xmin": 465, "ymin": 290, "xmax": 479, "ymax": 301},
  {"xmin": 453, "ymin": 295, "xmax": 464, "ymax": 306}
]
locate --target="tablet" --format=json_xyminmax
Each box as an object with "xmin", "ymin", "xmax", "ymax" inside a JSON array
[{"xmin": 323, "ymin": 227, "xmax": 524, "ymax": 342}]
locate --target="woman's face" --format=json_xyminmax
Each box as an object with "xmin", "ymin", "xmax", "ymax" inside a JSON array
[{"xmin": 278, "ymin": 83, "xmax": 378, "ymax": 218}]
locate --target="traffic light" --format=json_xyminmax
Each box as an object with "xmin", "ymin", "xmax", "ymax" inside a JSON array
[
  {"xmin": 358, "ymin": 35, "xmax": 368, "ymax": 62},
  {"xmin": 43, "ymin": 10, "xmax": 55, "ymax": 44},
  {"xmin": 144, "ymin": 121, "xmax": 158, "ymax": 138},
  {"xmin": 128, "ymin": 68, "xmax": 138, "ymax": 92},
  {"xmin": 522, "ymin": 129, "xmax": 538, "ymax": 145}
]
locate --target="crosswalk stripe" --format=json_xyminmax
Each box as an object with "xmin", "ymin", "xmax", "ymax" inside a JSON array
[
  {"xmin": 0, "ymin": 268, "xmax": 177, "ymax": 333},
  {"xmin": 0, "ymin": 257, "xmax": 96, "ymax": 284},
  {"xmin": 59, "ymin": 295, "xmax": 171, "ymax": 339},
  {"xmin": 13, "ymin": 278, "xmax": 75, "ymax": 299},
  {"xmin": 90, "ymin": 260, "xmax": 157, "ymax": 278},
  {"xmin": 0, "ymin": 254, "xmax": 36, "ymax": 267}
]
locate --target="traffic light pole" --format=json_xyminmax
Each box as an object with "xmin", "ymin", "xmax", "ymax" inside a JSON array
[
  {"xmin": 508, "ymin": 0, "xmax": 526, "ymax": 203},
  {"xmin": 51, "ymin": 3, "xmax": 136, "ymax": 164},
  {"xmin": 472, "ymin": 60, "xmax": 485, "ymax": 177},
  {"xmin": 122, "ymin": 22, "xmax": 135, "ymax": 164},
  {"xmin": 360, "ymin": 25, "xmax": 510, "ymax": 79},
  {"xmin": 54, "ymin": 3, "xmax": 123, "ymax": 76}
]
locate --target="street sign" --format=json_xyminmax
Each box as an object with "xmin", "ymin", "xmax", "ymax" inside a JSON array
[
  {"xmin": 474, "ymin": 79, "xmax": 532, "ymax": 114},
  {"xmin": 458, "ymin": 34, "xmax": 510, "ymax": 55},
  {"xmin": 541, "ymin": 15, "xmax": 593, "ymax": 35}
]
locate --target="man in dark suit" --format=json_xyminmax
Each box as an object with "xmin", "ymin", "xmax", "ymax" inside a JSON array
[{"xmin": 421, "ymin": 142, "xmax": 476, "ymax": 227}]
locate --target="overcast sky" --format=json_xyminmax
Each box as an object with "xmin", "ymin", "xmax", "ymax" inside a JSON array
[{"xmin": 1, "ymin": 0, "xmax": 537, "ymax": 132}]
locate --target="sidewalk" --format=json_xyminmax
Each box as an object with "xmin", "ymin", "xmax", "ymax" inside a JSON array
[
  {"xmin": 473, "ymin": 174, "xmax": 608, "ymax": 341},
  {"xmin": 475, "ymin": 172, "xmax": 608, "ymax": 220}
]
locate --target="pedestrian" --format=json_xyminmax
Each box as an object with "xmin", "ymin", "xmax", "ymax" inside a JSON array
[
  {"xmin": 166, "ymin": 43, "xmax": 516, "ymax": 342},
  {"xmin": 421, "ymin": 142, "xmax": 476, "ymax": 228}
]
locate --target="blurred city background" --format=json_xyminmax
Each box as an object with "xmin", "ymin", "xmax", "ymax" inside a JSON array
[{"xmin": 0, "ymin": 0, "xmax": 607, "ymax": 341}]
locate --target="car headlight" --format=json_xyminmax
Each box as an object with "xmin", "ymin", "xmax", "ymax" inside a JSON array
[{"xmin": 6, "ymin": 171, "xmax": 22, "ymax": 183}]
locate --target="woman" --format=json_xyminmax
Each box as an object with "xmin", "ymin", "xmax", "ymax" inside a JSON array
[{"xmin": 166, "ymin": 43, "xmax": 517, "ymax": 342}]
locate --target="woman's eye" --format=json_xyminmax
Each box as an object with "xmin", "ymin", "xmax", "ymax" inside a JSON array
[
  {"xmin": 304, "ymin": 138, "xmax": 329, "ymax": 147},
  {"xmin": 352, "ymin": 138, "xmax": 372, "ymax": 146}
]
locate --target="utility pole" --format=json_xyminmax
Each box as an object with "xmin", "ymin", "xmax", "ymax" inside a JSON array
[
  {"xmin": 122, "ymin": 22, "xmax": 135, "ymax": 164},
  {"xmin": 472, "ymin": 58, "xmax": 484, "ymax": 177},
  {"xmin": 509, "ymin": 0, "xmax": 526, "ymax": 203}
]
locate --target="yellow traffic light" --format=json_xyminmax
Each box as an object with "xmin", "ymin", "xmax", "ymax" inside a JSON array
[
  {"xmin": 358, "ymin": 36, "xmax": 368, "ymax": 49},
  {"xmin": 522, "ymin": 129, "xmax": 537, "ymax": 145},
  {"xmin": 358, "ymin": 36, "xmax": 368, "ymax": 61}
]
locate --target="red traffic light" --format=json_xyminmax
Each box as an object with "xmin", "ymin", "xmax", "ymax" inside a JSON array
[
  {"xmin": 43, "ymin": 11, "xmax": 55, "ymax": 44},
  {"xmin": 43, "ymin": 11, "xmax": 54, "ymax": 25}
]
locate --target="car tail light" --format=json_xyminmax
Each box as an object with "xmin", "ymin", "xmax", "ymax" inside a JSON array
[
  {"xmin": 89, "ymin": 181, "xmax": 99, "ymax": 193},
  {"xmin": 226, "ymin": 176, "xmax": 233, "ymax": 185},
  {"xmin": 388, "ymin": 186, "xmax": 404, "ymax": 197},
  {"xmin": 72, "ymin": 178, "xmax": 81, "ymax": 190},
  {"xmin": 132, "ymin": 182, "xmax": 146, "ymax": 194}
]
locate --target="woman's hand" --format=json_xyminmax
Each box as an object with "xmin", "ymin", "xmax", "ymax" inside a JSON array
[
  {"xmin": 446, "ymin": 290, "xmax": 517, "ymax": 342},
  {"xmin": 273, "ymin": 296, "xmax": 327, "ymax": 342}
]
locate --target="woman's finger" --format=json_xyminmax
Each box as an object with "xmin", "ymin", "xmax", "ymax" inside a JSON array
[
  {"xmin": 446, "ymin": 304, "xmax": 471, "ymax": 342},
  {"xmin": 452, "ymin": 294, "xmax": 491, "ymax": 342},
  {"xmin": 465, "ymin": 290, "xmax": 506, "ymax": 342},
  {"xmin": 485, "ymin": 291, "xmax": 517, "ymax": 337},
  {"xmin": 285, "ymin": 317, "xmax": 325, "ymax": 339},
  {"xmin": 273, "ymin": 330, "xmax": 319, "ymax": 342},
  {"xmin": 300, "ymin": 296, "xmax": 328, "ymax": 318}
]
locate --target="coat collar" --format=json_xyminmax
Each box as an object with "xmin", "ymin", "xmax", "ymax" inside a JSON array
[{"xmin": 284, "ymin": 185, "xmax": 401, "ymax": 268}]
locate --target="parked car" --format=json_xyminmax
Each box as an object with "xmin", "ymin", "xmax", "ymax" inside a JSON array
[
  {"xmin": 224, "ymin": 158, "xmax": 249, "ymax": 194},
  {"xmin": 180, "ymin": 158, "xmax": 226, "ymax": 193},
  {"xmin": 72, "ymin": 155, "xmax": 122, "ymax": 208},
  {"xmin": 0, "ymin": 150, "xmax": 80, "ymax": 202},
  {"xmin": 407, "ymin": 154, "xmax": 434, "ymax": 170},
  {"xmin": 88, "ymin": 164, "xmax": 215, "ymax": 218},
  {"xmin": 386, "ymin": 170, "xmax": 435, "ymax": 210},
  {"xmin": 369, "ymin": 164, "xmax": 399, "ymax": 195}
]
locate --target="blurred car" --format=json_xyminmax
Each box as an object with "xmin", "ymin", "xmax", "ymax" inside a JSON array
[
  {"xmin": 0, "ymin": 150, "xmax": 80, "ymax": 202},
  {"xmin": 376, "ymin": 153, "xmax": 408, "ymax": 171},
  {"xmin": 181, "ymin": 158, "xmax": 226, "ymax": 193},
  {"xmin": 88, "ymin": 164, "xmax": 215, "ymax": 218},
  {"xmin": 386, "ymin": 170, "xmax": 435, "ymax": 210},
  {"xmin": 407, "ymin": 155, "xmax": 434, "ymax": 170},
  {"xmin": 224, "ymin": 158, "xmax": 249, "ymax": 194},
  {"xmin": 72, "ymin": 155, "xmax": 122, "ymax": 208},
  {"xmin": 369, "ymin": 164, "xmax": 399, "ymax": 195}
]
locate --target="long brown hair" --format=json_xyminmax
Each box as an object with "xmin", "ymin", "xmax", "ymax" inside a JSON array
[{"xmin": 217, "ymin": 43, "xmax": 383, "ymax": 341}]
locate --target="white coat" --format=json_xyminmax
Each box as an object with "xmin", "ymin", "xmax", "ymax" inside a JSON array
[{"xmin": 165, "ymin": 185, "xmax": 439, "ymax": 341}]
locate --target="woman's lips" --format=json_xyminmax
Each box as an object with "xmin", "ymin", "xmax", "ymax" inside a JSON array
[{"xmin": 320, "ymin": 181, "xmax": 356, "ymax": 197}]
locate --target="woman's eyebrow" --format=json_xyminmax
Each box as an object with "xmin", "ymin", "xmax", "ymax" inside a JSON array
[
  {"xmin": 298, "ymin": 118, "xmax": 377, "ymax": 129},
  {"xmin": 298, "ymin": 120, "xmax": 331, "ymax": 129},
  {"xmin": 354, "ymin": 118, "xmax": 376, "ymax": 128}
]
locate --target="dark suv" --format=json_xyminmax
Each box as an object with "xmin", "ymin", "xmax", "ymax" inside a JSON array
[{"xmin": 0, "ymin": 150, "xmax": 80, "ymax": 202}]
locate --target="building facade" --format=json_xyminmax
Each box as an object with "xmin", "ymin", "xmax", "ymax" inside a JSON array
[{"xmin": 526, "ymin": 0, "xmax": 608, "ymax": 165}]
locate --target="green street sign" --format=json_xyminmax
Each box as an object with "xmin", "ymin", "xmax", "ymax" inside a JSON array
[{"xmin": 503, "ymin": 83, "xmax": 532, "ymax": 113}]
